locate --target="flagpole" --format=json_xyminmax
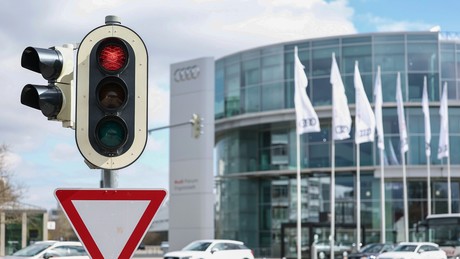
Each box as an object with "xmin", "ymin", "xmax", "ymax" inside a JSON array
[
  {"xmin": 427, "ymin": 157, "xmax": 431, "ymax": 215},
  {"xmin": 374, "ymin": 66, "xmax": 386, "ymax": 243},
  {"xmin": 448, "ymin": 156, "xmax": 452, "ymax": 214},
  {"xmin": 422, "ymin": 77, "xmax": 432, "ymax": 216},
  {"xmin": 379, "ymin": 149, "xmax": 386, "ymax": 242},
  {"xmin": 296, "ymin": 132, "xmax": 302, "ymax": 259},
  {"xmin": 293, "ymin": 46, "xmax": 321, "ymax": 259},
  {"xmin": 356, "ymin": 144, "xmax": 361, "ymax": 249},
  {"xmin": 330, "ymin": 140, "xmax": 335, "ymax": 259},
  {"xmin": 402, "ymin": 152, "xmax": 409, "ymax": 241}
]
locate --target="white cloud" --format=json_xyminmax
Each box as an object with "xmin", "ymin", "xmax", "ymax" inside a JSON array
[{"xmin": 363, "ymin": 14, "xmax": 435, "ymax": 32}]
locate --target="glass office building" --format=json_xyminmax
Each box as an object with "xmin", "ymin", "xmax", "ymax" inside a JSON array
[{"xmin": 214, "ymin": 31, "xmax": 460, "ymax": 258}]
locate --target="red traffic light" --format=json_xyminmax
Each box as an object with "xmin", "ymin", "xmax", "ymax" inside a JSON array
[{"xmin": 97, "ymin": 38, "xmax": 128, "ymax": 72}]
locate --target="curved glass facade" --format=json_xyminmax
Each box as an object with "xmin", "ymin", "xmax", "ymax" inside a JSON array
[{"xmin": 214, "ymin": 32, "xmax": 460, "ymax": 258}]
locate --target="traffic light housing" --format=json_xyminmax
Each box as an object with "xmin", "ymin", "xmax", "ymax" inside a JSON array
[
  {"xmin": 190, "ymin": 113, "xmax": 204, "ymax": 138},
  {"xmin": 20, "ymin": 44, "xmax": 75, "ymax": 128},
  {"xmin": 76, "ymin": 19, "xmax": 148, "ymax": 170}
]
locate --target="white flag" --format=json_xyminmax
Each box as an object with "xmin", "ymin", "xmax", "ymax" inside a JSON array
[
  {"xmin": 422, "ymin": 76, "xmax": 431, "ymax": 157},
  {"xmin": 395, "ymin": 72, "xmax": 408, "ymax": 153},
  {"xmin": 354, "ymin": 61, "xmax": 375, "ymax": 144},
  {"xmin": 331, "ymin": 53, "xmax": 351, "ymax": 140},
  {"xmin": 438, "ymin": 82, "xmax": 449, "ymax": 159},
  {"xmin": 374, "ymin": 66, "xmax": 384, "ymax": 150},
  {"xmin": 294, "ymin": 46, "xmax": 320, "ymax": 134}
]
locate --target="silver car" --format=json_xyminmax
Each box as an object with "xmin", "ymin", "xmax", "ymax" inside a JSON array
[
  {"xmin": 377, "ymin": 242, "xmax": 447, "ymax": 259},
  {"xmin": 0, "ymin": 241, "xmax": 89, "ymax": 259},
  {"xmin": 164, "ymin": 239, "xmax": 254, "ymax": 259}
]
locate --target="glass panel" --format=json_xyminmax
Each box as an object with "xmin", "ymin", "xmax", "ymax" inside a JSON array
[
  {"xmin": 374, "ymin": 43, "xmax": 405, "ymax": 73},
  {"xmin": 308, "ymin": 143, "xmax": 330, "ymax": 168},
  {"xmin": 408, "ymin": 73, "xmax": 439, "ymax": 101},
  {"xmin": 312, "ymin": 47, "xmax": 340, "ymax": 76},
  {"xmin": 441, "ymin": 51, "xmax": 456, "ymax": 79},
  {"xmin": 285, "ymin": 81, "xmax": 295, "ymax": 110},
  {"xmin": 359, "ymin": 142, "xmax": 373, "ymax": 166},
  {"xmin": 215, "ymin": 61, "xmax": 225, "ymax": 119},
  {"xmin": 407, "ymin": 33, "xmax": 438, "ymax": 42},
  {"xmin": 407, "ymin": 43, "xmax": 438, "ymax": 72},
  {"xmin": 335, "ymin": 141, "xmax": 354, "ymax": 166},
  {"xmin": 262, "ymin": 82, "xmax": 284, "ymax": 111},
  {"xmin": 444, "ymin": 80, "xmax": 457, "ymax": 100},
  {"xmin": 456, "ymin": 52, "xmax": 460, "ymax": 78},
  {"xmin": 373, "ymin": 34, "xmax": 405, "ymax": 43},
  {"xmin": 312, "ymin": 38, "xmax": 339, "ymax": 47},
  {"xmin": 342, "ymin": 45, "xmax": 372, "ymax": 74},
  {"xmin": 242, "ymin": 59, "xmax": 260, "ymax": 86},
  {"xmin": 342, "ymin": 36, "xmax": 371, "ymax": 44},
  {"xmin": 312, "ymin": 77, "xmax": 331, "ymax": 106},
  {"xmin": 241, "ymin": 49, "xmax": 260, "ymax": 61},
  {"xmin": 381, "ymin": 73, "xmax": 406, "ymax": 102},
  {"xmin": 242, "ymin": 85, "xmax": 260, "ymax": 113},
  {"xmin": 262, "ymin": 54, "xmax": 283, "ymax": 82}
]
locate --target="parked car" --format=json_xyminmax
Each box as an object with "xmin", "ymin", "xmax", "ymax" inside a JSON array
[
  {"xmin": 314, "ymin": 240, "xmax": 353, "ymax": 256},
  {"xmin": 160, "ymin": 241, "xmax": 169, "ymax": 253},
  {"xmin": 348, "ymin": 243, "xmax": 394, "ymax": 259},
  {"xmin": 0, "ymin": 241, "xmax": 89, "ymax": 259},
  {"xmin": 163, "ymin": 239, "xmax": 254, "ymax": 259},
  {"xmin": 377, "ymin": 242, "xmax": 447, "ymax": 259}
]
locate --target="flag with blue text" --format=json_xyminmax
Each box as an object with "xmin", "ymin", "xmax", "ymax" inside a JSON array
[
  {"xmin": 331, "ymin": 53, "xmax": 351, "ymax": 140},
  {"xmin": 354, "ymin": 61, "xmax": 375, "ymax": 144},
  {"xmin": 294, "ymin": 46, "xmax": 320, "ymax": 134}
]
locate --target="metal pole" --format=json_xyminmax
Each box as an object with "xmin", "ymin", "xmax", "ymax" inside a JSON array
[
  {"xmin": 356, "ymin": 144, "xmax": 361, "ymax": 249},
  {"xmin": 402, "ymin": 152, "xmax": 409, "ymax": 241},
  {"xmin": 101, "ymin": 169, "xmax": 118, "ymax": 188},
  {"xmin": 380, "ymin": 149, "xmax": 386, "ymax": 243},
  {"xmin": 427, "ymin": 157, "xmax": 431, "ymax": 215},
  {"xmin": 330, "ymin": 140, "xmax": 335, "ymax": 259},
  {"xmin": 296, "ymin": 133, "xmax": 302, "ymax": 259}
]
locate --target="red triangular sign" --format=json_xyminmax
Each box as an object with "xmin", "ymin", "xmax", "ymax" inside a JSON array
[{"xmin": 55, "ymin": 189, "xmax": 167, "ymax": 259}]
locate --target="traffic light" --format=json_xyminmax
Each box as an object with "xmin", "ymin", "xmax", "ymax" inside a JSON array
[
  {"xmin": 76, "ymin": 17, "xmax": 148, "ymax": 170},
  {"xmin": 190, "ymin": 113, "xmax": 204, "ymax": 138},
  {"xmin": 20, "ymin": 44, "xmax": 74, "ymax": 128}
]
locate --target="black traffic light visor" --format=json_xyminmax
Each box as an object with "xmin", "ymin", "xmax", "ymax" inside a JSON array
[{"xmin": 21, "ymin": 47, "xmax": 63, "ymax": 81}]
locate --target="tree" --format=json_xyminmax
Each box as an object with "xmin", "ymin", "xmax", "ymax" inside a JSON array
[{"xmin": 0, "ymin": 144, "xmax": 26, "ymax": 224}]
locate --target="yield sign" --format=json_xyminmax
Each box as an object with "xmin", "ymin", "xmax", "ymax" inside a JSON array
[{"xmin": 55, "ymin": 189, "xmax": 167, "ymax": 259}]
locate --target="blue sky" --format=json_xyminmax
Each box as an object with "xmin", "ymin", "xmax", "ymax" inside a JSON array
[{"xmin": 0, "ymin": 0, "xmax": 458, "ymax": 210}]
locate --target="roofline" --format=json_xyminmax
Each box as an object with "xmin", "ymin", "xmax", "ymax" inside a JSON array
[{"xmin": 216, "ymin": 30, "xmax": 447, "ymax": 61}]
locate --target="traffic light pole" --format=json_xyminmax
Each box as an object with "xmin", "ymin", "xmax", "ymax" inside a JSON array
[
  {"xmin": 148, "ymin": 113, "xmax": 203, "ymax": 135},
  {"xmin": 101, "ymin": 169, "xmax": 118, "ymax": 188},
  {"xmin": 147, "ymin": 121, "xmax": 193, "ymax": 133}
]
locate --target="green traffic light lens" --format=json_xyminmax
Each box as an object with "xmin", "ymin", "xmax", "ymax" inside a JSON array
[{"xmin": 96, "ymin": 117, "xmax": 128, "ymax": 150}]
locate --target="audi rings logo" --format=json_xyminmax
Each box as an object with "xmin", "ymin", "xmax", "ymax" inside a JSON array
[{"xmin": 174, "ymin": 65, "xmax": 200, "ymax": 82}]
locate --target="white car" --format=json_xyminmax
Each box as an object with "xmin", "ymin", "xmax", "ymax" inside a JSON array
[
  {"xmin": 1, "ymin": 241, "xmax": 89, "ymax": 259},
  {"xmin": 377, "ymin": 242, "xmax": 447, "ymax": 259},
  {"xmin": 163, "ymin": 239, "xmax": 254, "ymax": 259}
]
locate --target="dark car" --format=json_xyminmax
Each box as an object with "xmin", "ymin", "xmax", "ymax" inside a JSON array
[{"xmin": 348, "ymin": 243, "xmax": 394, "ymax": 259}]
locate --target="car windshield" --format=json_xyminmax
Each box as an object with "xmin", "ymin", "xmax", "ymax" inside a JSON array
[
  {"xmin": 182, "ymin": 241, "xmax": 212, "ymax": 251},
  {"xmin": 360, "ymin": 243, "xmax": 384, "ymax": 253},
  {"xmin": 393, "ymin": 244, "xmax": 417, "ymax": 252},
  {"xmin": 12, "ymin": 242, "xmax": 53, "ymax": 256}
]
